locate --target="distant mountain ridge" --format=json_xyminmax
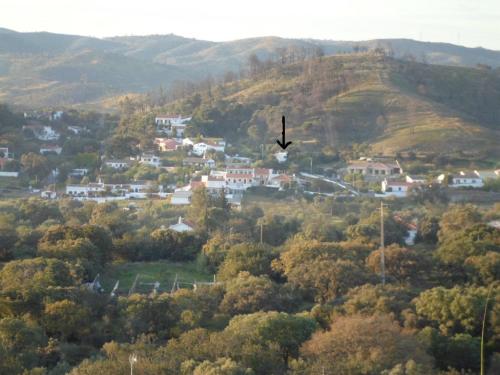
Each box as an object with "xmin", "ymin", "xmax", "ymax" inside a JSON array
[{"xmin": 1, "ymin": 28, "xmax": 500, "ymax": 107}]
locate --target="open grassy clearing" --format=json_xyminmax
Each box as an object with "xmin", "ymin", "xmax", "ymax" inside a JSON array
[{"xmin": 101, "ymin": 260, "xmax": 213, "ymax": 294}]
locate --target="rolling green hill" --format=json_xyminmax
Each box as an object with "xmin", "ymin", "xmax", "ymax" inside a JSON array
[{"xmin": 1, "ymin": 28, "xmax": 500, "ymax": 107}]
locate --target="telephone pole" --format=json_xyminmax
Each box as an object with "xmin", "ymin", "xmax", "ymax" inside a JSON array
[
  {"xmin": 380, "ymin": 201, "xmax": 386, "ymax": 286},
  {"xmin": 260, "ymin": 222, "xmax": 263, "ymax": 244}
]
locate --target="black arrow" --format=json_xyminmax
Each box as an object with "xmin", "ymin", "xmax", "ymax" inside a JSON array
[{"xmin": 276, "ymin": 115, "xmax": 292, "ymax": 150}]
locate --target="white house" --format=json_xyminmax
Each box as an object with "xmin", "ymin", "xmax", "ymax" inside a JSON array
[
  {"xmin": 155, "ymin": 115, "xmax": 191, "ymax": 137},
  {"xmin": 183, "ymin": 157, "xmax": 216, "ymax": 169},
  {"xmin": 201, "ymin": 175, "xmax": 226, "ymax": 195},
  {"xmin": 224, "ymin": 167, "xmax": 281, "ymax": 191},
  {"xmin": 50, "ymin": 111, "xmax": 64, "ymax": 121},
  {"xmin": 68, "ymin": 168, "xmax": 89, "ymax": 177},
  {"xmin": 406, "ymin": 175, "xmax": 426, "ymax": 184},
  {"xmin": 66, "ymin": 183, "xmax": 105, "ymax": 196},
  {"xmin": 225, "ymin": 155, "xmax": 252, "ymax": 166},
  {"xmin": 0, "ymin": 147, "xmax": 10, "ymax": 158},
  {"xmin": 41, "ymin": 191, "xmax": 57, "ymax": 199},
  {"xmin": 40, "ymin": 145, "xmax": 62, "ymax": 155},
  {"xmin": 346, "ymin": 158, "xmax": 402, "ymax": 180},
  {"xmin": 129, "ymin": 180, "xmax": 159, "ymax": 193},
  {"xmin": 139, "ymin": 154, "xmax": 161, "ymax": 168},
  {"xmin": 68, "ymin": 125, "xmax": 85, "ymax": 135},
  {"xmin": 36, "ymin": 126, "xmax": 60, "ymax": 141},
  {"xmin": 170, "ymin": 190, "xmax": 192, "ymax": 205},
  {"xmin": 451, "ymin": 171, "xmax": 484, "ymax": 188},
  {"xmin": 381, "ymin": 179, "xmax": 411, "ymax": 197},
  {"xmin": 105, "ymin": 160, "xmax": 130, "ymax": 170},
  {"xmin": 274, "ymin": 151, "xmax": 288, "ymax": 163},
  {"xmin": 192, "ymin": 139, "xmax": 226, "ymax": 156},
  {"xmin": 0, "ymin": 171, "xmax": 18, "ymax": 178},
  {"xmin": 168, "ymin": 216, "xmax": 195, "ymax": 232},
  {"xmin": 182, "ymin": 138, "xmax": 195, "ymax": 147}
]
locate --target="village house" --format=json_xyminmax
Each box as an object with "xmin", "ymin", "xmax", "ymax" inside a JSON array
[
  {"xmin": 68, "ymin": 168, "xmax": 88, "ymax": 177},
  {"xmin": 201, "ymin": 175, "xmax": 226, "ymax": 195},
  {"xmin": 50, "ymin": 111, "xmax": 64, "ymax": 121},
  {"xmin": 139, "ymin": 153, "xmax": 161, "ymax": 168},
  {"xmin": 224, "ymin": 167, "xmax": 288, "ymax": 192},
  {"xmin": 268, "ymin": 173, "xmax": 294, "ymax": 190},
  {"xmin": 104, "ymin": 160, "xmax": 130, "ymax": 170},
  {"xmin": 41, "ymin": 191, "xmax": 57, "ymax": 199},
  {"xmin": 346, "ymin": 158, "xmax": 402, "ymax": 180},
  {"xmin": 192, "ymin": 138, "xmax": 226, "ymax": 156},
  {"xmin": 24, "ymin": 123, "xmax": 60, "ymax": 141},
  {"xmin": 274, "ymin": 151, "xmax": 288, "ymax": 163},
  {"xmin": 437, "ymin": 171, "xmax": 485, "ymax": 188},
  {"xmin": 66, "ymin": 183, "xmax": 105, "ymax": 196},
  {"xmin": 40, "ymin": 145, "xmax": 62, "ymax": 155},
  {"xmin": 155, "ymin": 115, "xmax": 191, "ymax": 137},
  {"xmin": 406, "ymin": 175, "xmax": 426, "ymax": 184},
  {"xmin": 168, "ymin": 216, "xmax": 195, "ymax": 232},
  {"xmin": 154, "ymin": 137, "xmax": 181, "ymax": 152},
  {"xmin": 225, "ymin": 155, "xmax": 252, "ymax": 166},
  {"xmin": 170, "ymin": 190, "xmax": 192, "ymax": 205},
  {"xmin": 0, "ymin": 147, "xmax": 11, "ymax": 158},
  {"xmin": 67, "ymin": 125, "xmax": 85, "ymax": 135},
  {"xmin": 129, "ymin": 180, "xmax": 159, "ymax": 193},
  {"xmin": 381, "ymin": 179, "xmax": 413, "ymax": 197},
  {"xmin": 450, "ymin": 171, "xmax": 484, "ymax": 188},
  {"xmin": 183, "ymin": 156, "xmax": 216, "ymax": 169}
]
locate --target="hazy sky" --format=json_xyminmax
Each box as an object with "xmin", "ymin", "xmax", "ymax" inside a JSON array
[{"xmin": 2, "ymin": 0, "xmax": 500, "ymax": 50}]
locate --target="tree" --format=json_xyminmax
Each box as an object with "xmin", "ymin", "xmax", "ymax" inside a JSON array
[
  {"xmin": 0, "ymin": 318, "xmax": 47, "ymax": 373},
  {"xmin": 181, "ymin": 358, "xmax": 254, "ymax": 375},
  {"xmin": 219, "ymin": 272, "xmax": 282, "ymax": 315},
  {"xmin": 43, "ymin": 300, "xmax": 91, "ymax": 341},
  {"xmin": 275, "ymin": 239, "xmax": 367, "ymax": 302},
  {"xmin": 0, "ymin": 257, "xmax": 78, "ymax": 300},
  {"xmin": 188, "ymin": 187, "xmax": 210, "ymax": 231},
  {"xmin": 436, "ymin": 224, "xmax": 499, "ymax": 266},
  {"xmin": 438, "ymin": 204, "xmax": 481, "ymax": 243},
  {"xmin": 341, "ymin": 284, "xmax": 415, "ymax": 320},
  {"xmin": 416, "ymin": 215, "xmax": 439, "ymax": 244},
  {"xmin": 0, "ymin": 219, "xmax": 17, "ymax": 261},
  {"xmin": 217, "ymin": 243, "xmax": 277, "ymax": 281},
  {"xmin": 414, "ymin": 286, "xmax": 495, "ymax": 336},
  {"xmin": 418, "ymin": 327, "xmax": 481, "ymax": 372},
  {"xmin": 347, "ymin": 210, "xmax": 407, "ymax": 246},
  {"xmin": 220, "ymin": 312, "xmax": 317, "ymax": 374},
  {"xmin": 366, "ymin": 244, "xmax": 426, "ymax": 283},
  {"xmin": 298, "ymin": 315, "xmax": 434, "ymax": 375}
]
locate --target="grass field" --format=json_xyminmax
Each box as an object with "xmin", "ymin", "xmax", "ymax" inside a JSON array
[{"xmin": 101, "ymin": 260, "xmax": 213, "ymax": 294}]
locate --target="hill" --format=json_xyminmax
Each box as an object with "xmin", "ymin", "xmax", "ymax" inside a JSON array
[
  {"xmin": 1, "ymin": 28, "xmax": 500, "ymax": 107},
  {"xmin": 170, "ymin": 54, "xmax": 500, "ymax": 157}
]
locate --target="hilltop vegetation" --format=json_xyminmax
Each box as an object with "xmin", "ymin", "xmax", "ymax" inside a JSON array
[
  {"xmin": 2, "ymin": 27, "xmax": 500, "ymax": 107},
  {"xmin": 163, "ymin": 53, "xmax": 500, "ymax": 157}
]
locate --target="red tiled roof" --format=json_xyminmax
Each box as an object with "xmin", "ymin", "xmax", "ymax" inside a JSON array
[{"xmin": 254, "ymin": 168, "xmax": 271, "ymax": 176}]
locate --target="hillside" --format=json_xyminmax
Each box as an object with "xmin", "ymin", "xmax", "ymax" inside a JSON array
[
  {"xmin": 1, "ymin": 28, "xmax": 500, "ymax": 107},
  {"xmin": 172, "ymin": 54, "xmax": 500, "ymax": 157}
]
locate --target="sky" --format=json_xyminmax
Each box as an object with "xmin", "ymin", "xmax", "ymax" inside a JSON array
[{"xmin": 1, "ymin": 0, "xmax": 500, "ymax": 50}]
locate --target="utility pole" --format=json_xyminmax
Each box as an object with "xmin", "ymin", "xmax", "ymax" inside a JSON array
[
  {"xmin": 260, "ymin": 144, "xmax": 264, "ymax": 160},
  {"xmin": 380, "ymin": 201, "xmax": 386, "ymax": 286},
  {"xmin": 310, "ymin": 157, "xmax": 313, "ymax": 174},
  {"xmin": 260, "ymin": 222, "xmax": 263, "ymax": 244},
  {"xmin": 129, "ymin": 353, "xmax": 137, "ymax": 375}
]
